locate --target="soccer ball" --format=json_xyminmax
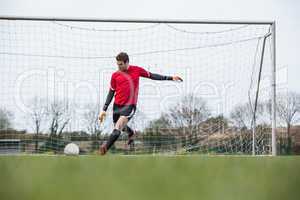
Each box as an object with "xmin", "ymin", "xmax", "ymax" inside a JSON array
[{"xmin": 64, "ymin": 143, "xmax": 80, "ymax": 155}]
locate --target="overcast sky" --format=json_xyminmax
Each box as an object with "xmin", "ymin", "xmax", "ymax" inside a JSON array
[
  {"xmin": 0, "ymin": 0, "xmax": 299, "ymax": 132},
  {"xmin": 0, "ymin": 0, "xmax": 299, "ymax": 92}
]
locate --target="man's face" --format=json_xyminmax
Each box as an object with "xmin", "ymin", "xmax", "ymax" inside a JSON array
[{"xmin": 117, "ymin": 60, "xmax": 128, "ymax": 71}]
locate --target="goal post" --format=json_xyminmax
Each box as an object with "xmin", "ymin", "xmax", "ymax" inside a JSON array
[
  {"xmin": 0, "ymin": 16, "xmax": 277, "ymax": 155},
  {"xmin": 271, "ymin": 22, "xmax": 277, "ymax": 156}
]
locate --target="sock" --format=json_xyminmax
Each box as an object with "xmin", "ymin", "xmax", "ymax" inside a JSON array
[
  {"xmin": 122, "ymin": 125, "xmax": 134, "ymax": 137},
  {"xmin": 106, "ymin": 129, "xmax": 121, "ymax": 150}
]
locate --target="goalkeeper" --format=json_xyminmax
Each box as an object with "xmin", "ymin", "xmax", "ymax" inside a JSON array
[{"xmin": 98, "ymin": 52, "xmax": 183, "ymax": 155}]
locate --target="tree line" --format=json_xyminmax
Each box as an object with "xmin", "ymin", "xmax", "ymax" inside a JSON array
[{"xmin": 1, "ymin": 91, "xmax": 299, "ymax": 154}]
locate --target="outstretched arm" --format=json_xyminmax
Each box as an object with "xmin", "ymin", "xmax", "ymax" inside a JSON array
[
  {"xmin": 149, "ymin": 73, "xmax": 172, "ymax": 80},
  {"xmin": 138, "ymin": 66, "xmax": 183, "ymax": 81},
  {"xmin": 149, "ymin": 72, "xmax": 183, "ymax": 81}
]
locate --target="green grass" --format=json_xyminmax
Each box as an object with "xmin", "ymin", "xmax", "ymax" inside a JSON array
[{"xmin": 0, "ymin": 155, "xmax": 300, "ymax": 200}]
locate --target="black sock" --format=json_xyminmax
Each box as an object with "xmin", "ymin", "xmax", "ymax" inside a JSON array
[
  {"xmin": 122, "ymin": 125, "xmax": 134, "ymax": 137},
  {"xmin": 106, "ymin": 129, "xmax": 121, "ymax": 150}
]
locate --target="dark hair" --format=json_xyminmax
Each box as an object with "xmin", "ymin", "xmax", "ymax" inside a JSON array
[{"xmin": 116, "ymin": 52, "xmax": 129, "ymax": 63}]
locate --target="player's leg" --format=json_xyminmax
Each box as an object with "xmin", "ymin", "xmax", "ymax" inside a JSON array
[
  {"xmin": 122, "ymin": 125, "xmax": 135, "ymax": 145},
  {"xmin": 105, "ymin": 105, "xmax": 136, "ymax": 150},
  {"xmin": 100, "ymin": 105, "xmax": 134, "ymax": 155},
  {"xmin": 122, "ymin": 106, "xmax": 137, "ymax": 146},
  {"xmin": 99, "ymin": 104, "xmax": 121, "ymax": 155},
  {"xmin": 104, "ymin": 116, "xmax": 128, "ymax": 151}
]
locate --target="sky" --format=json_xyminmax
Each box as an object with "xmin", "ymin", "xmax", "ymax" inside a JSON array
[
  {"xmin": 0, "ymin": 0, "xmax": 299, "ymax": 132},
  {"xmin": 0, "ymin": 0, "xmax": 299, "ymax": 91}
]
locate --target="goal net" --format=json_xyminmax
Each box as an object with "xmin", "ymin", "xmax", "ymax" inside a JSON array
[{"xmin": 0, "ymin": 17, "xmax": 275, "ymax": 155}]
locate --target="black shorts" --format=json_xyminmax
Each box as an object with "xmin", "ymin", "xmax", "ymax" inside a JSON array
[{"xmin": 113, "ymin": 104, "xmax": 136, "ymax": 123}]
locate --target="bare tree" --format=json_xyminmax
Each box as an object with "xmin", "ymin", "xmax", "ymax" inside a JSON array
[
  {"xmin": 276, "ymin": 91, "xmax": 300, "ymax": 153},
  {"xmin": 146, "ymin": 113, "xmax": 171, "ymax": 131},
  {"xmin": 0, "ymin": 108, "xmax": 13, "ymax": 130},
  {"xmin": 167, "ymin": 94, "xmax": 211, "ymax": 129},
  {"xmin": 230, "ymin": 104, "xmax": 252, "ymax": 130},
  {"xmin": 83, "ymin": 103, "xmax": 102, "ymax": 135},
  {"xmin": 28, "ymin": 97, "xmax": 47, "ymax": 134},
  {"xmin": 27, "ymin": 97, "xmax": 48, "ymax": 152},
  {"xmin": 48, "ymin": 101, "xmax": 71, "ymax": 136},
  {"xmin": 230, "ymin": 102, "xmax": 264, "ymax": 130}
]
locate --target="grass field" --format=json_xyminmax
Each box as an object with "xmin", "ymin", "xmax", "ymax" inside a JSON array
[{"xmin": 0, "ymin": 155, "xmax": 300, "ymax": 200}]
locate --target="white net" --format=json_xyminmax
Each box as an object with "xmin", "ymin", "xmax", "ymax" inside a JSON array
[{"xmin": 0, "ymin": 18, "xmax": 274, "ymax": 155}]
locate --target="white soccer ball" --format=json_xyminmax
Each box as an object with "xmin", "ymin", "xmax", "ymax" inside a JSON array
[{"xmin": 64, "ymin": 143, "xmax": 80, "ymax": 155}]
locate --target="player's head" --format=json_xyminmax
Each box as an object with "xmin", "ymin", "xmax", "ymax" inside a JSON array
[{"xmin": 116, "ymin": 52, "xmax": 129, "ymax": 71}]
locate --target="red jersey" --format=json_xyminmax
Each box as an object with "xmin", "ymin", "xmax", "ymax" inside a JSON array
[{"xmin": 110, "ymin": 65, "xmax": 150, "ymax": 105}]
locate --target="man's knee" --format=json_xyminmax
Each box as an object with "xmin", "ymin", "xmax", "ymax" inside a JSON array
[{"xmin": 114, "ymin": 116, "xmax": 128, "ymax": 130}]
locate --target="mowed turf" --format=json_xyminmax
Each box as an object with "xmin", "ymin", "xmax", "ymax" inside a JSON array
[{"xmin": 0, "ymin": 155, "xmax": 300, "ymax": 200}]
